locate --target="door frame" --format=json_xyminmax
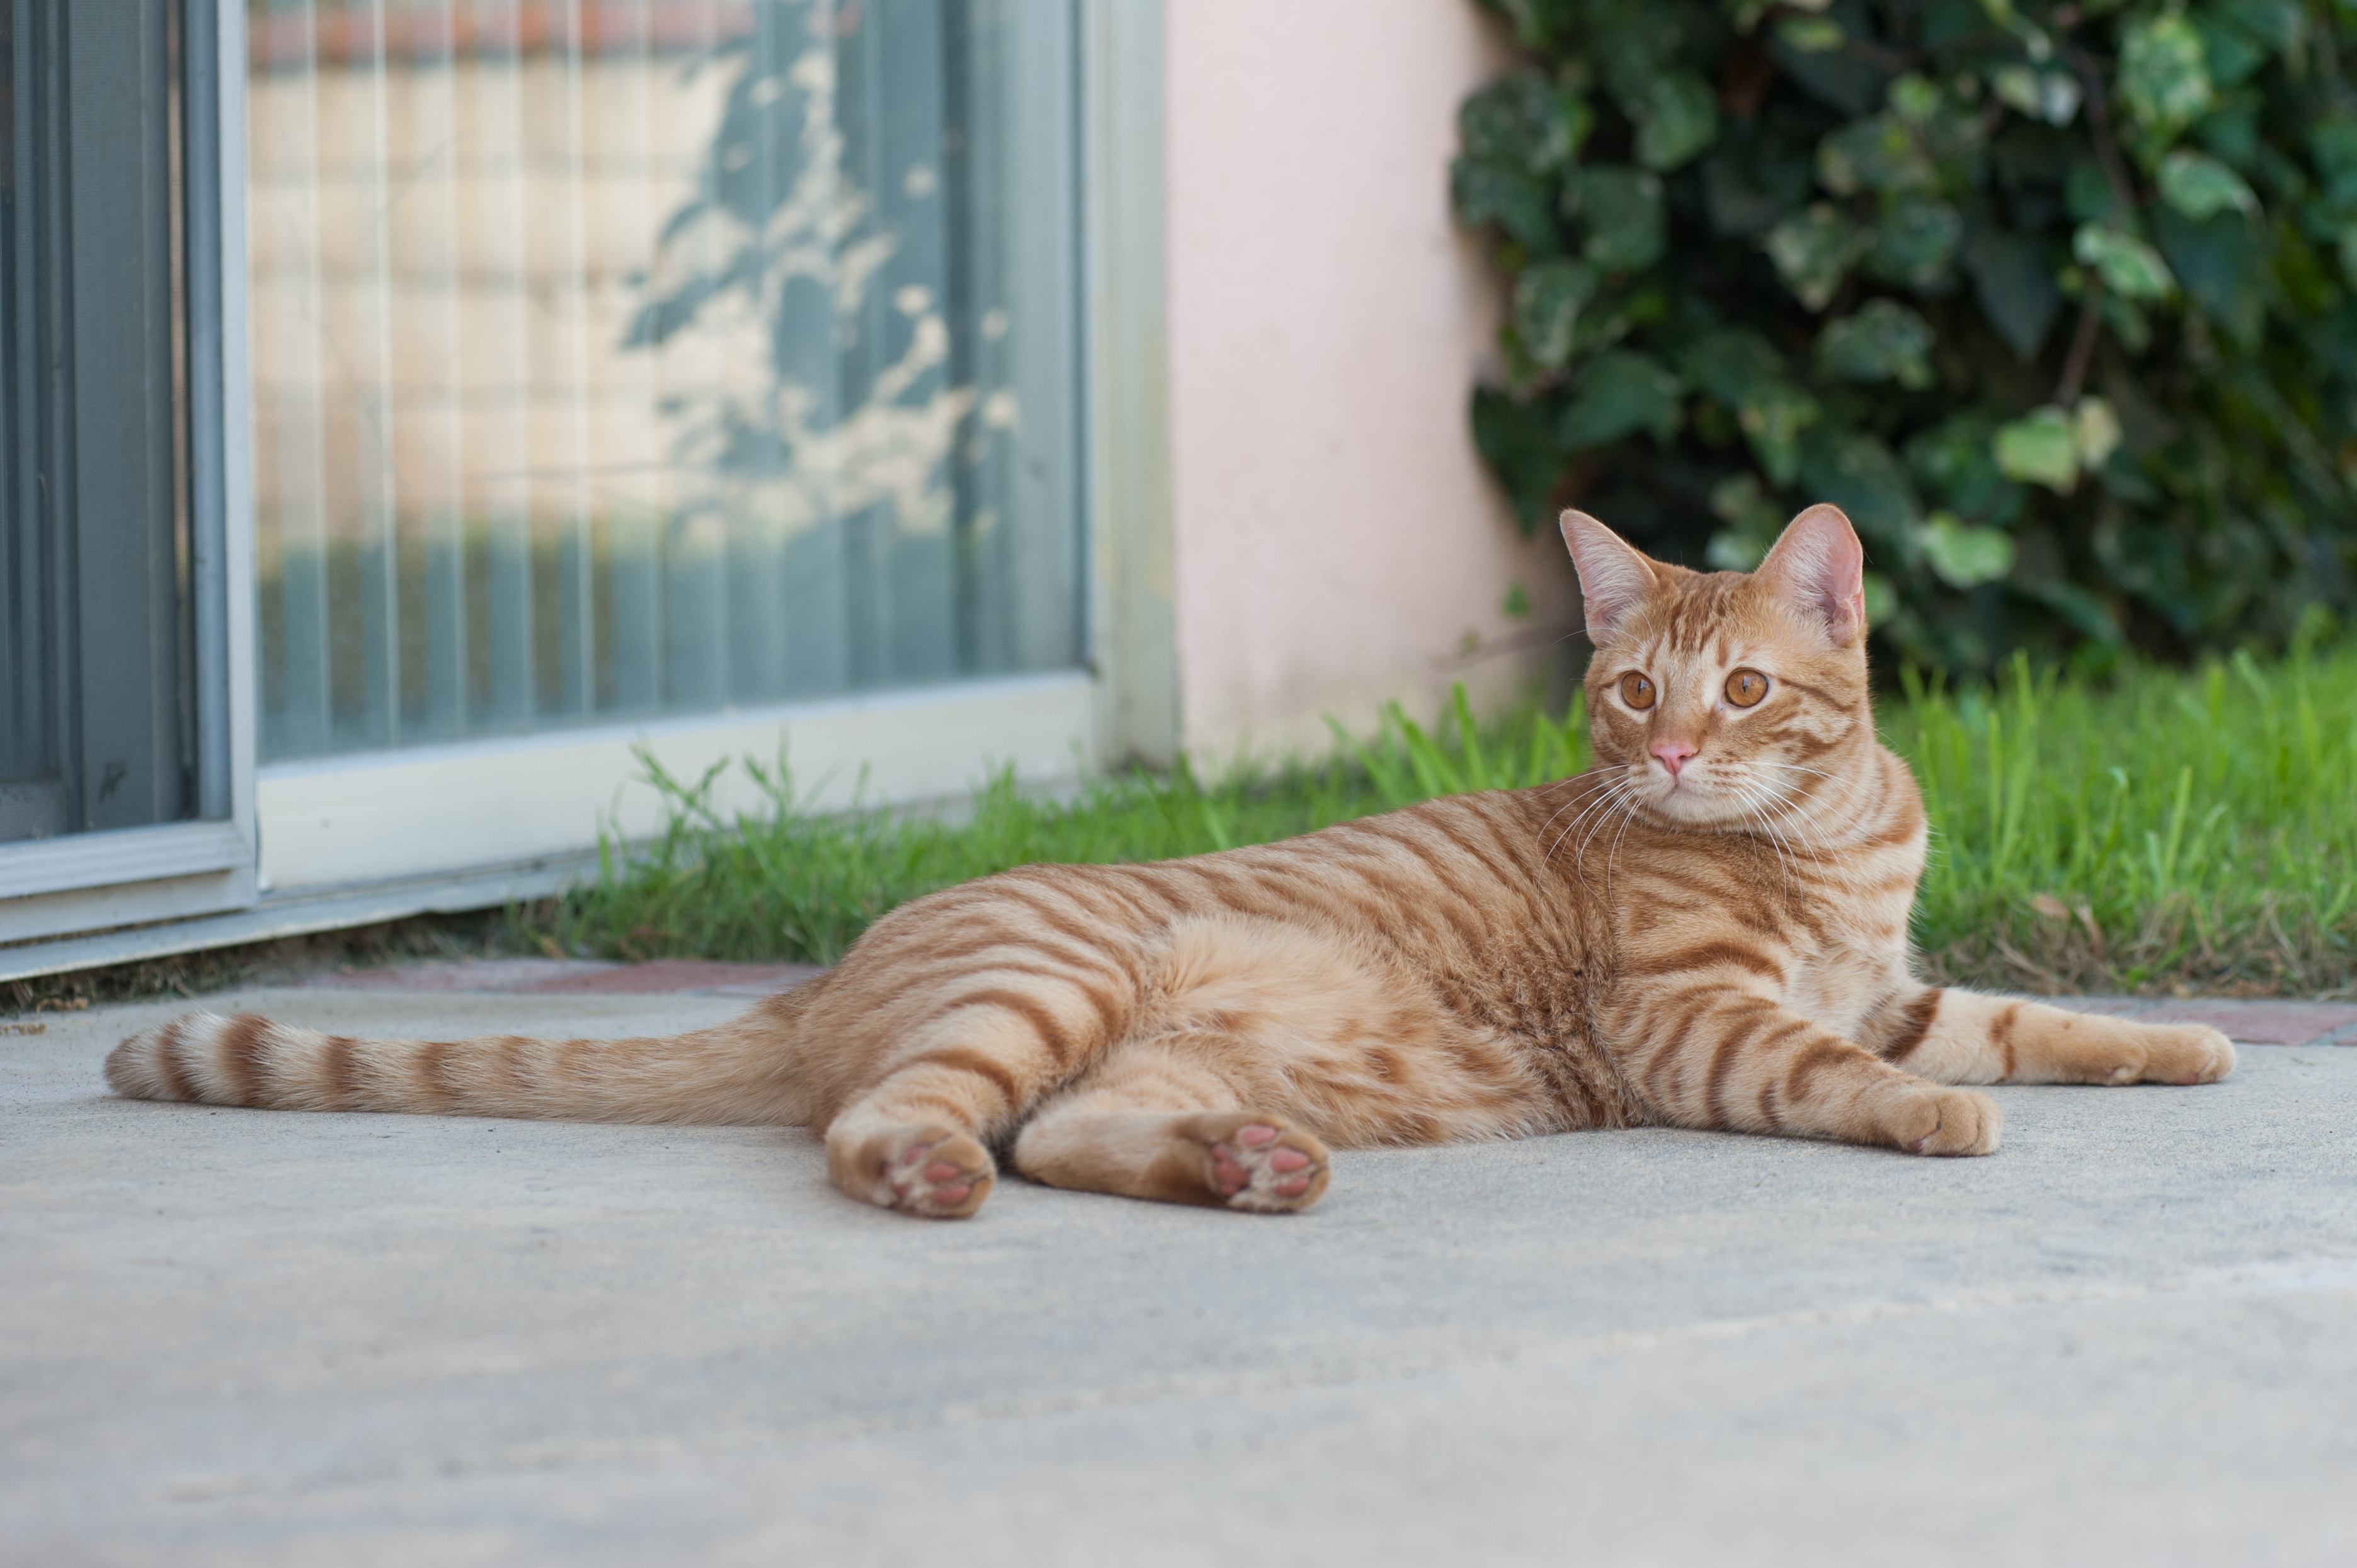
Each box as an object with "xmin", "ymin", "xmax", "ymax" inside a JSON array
[{"xmin": 0, "ymin": 0, "xmax": 258, "ymax": 945}]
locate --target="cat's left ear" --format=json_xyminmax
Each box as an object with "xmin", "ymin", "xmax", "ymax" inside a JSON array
[
  {"xmin": 1753, "ymin": 504, "xmax": 1866, "ymax": 645},
  {"xmin": 1559, "ymin": 509, "xmax": 1660, "ymax": 645}
]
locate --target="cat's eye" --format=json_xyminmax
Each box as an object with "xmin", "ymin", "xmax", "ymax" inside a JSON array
[
  {"xmin": 1726, "ymin": 669, "xmax": 1769, "ymax": 707},
  {"xmin": 1618, "ymin": 672, "xmax": 1656, "ymax": 710}
]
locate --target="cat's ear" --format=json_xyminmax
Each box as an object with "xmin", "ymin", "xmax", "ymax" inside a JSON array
[
  {"xmin": 1754, "ymin": 503, "xmax": 1866, "ymax": 645},
  {"xmin": 1558, "ymin": 509, "xmax": 1659, "ymax": 645}
]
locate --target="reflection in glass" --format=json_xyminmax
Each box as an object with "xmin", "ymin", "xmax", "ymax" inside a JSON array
[{"xmin": 247, "ymin": 0, "xmax": 1081, "ymax": 761}]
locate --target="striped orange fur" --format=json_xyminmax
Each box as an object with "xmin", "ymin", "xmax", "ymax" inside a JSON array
[{"xmin": 106, "ymin": 504, "xmax": 2235, "ymax": 1219}]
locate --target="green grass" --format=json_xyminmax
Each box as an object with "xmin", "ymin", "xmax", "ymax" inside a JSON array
[
  {"xmin": 1893, "ymin": 639, "xmax": 2357, "ymax": 996},
  {"xmin": 532, "ymin": 686, "xmax": 1592, "ymax": 966},
  {"xmin": 533, "ymin": 643, "xmax": 2357, "ymax": 997}
]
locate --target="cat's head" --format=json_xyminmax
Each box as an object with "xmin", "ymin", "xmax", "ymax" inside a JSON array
[{"xmin": 1560, "ymin": 504, "xmax": 1873, "ymax": 830}]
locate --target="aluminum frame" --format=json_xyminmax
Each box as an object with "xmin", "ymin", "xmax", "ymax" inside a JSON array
[{"xmin": 0, "ymin": 0, "xmax": 260, "ymax": 946}]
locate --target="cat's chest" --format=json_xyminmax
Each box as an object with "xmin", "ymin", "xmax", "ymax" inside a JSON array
[{"xmin": 1776, "ymin": 896, "xmax": 1914, "ymax": 1028}]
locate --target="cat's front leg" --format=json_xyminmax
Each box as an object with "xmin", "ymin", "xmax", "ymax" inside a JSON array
[
  {"xmin": 1866, "ymin": 988, "xmax": 2235, "ymax": 1088},
  {"xmin": 1616, "ymin": 990, "xmax": 2001, "ymax": 1156}
]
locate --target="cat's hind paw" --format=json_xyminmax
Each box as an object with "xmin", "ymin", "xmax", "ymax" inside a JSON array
[
  {"xmin": 1176, "ymin": 1113, "xmax": 1331, "ymax": 1212},
  {"xmin": 874, "ymin": 1127, "xmax": 996, "ymax": 1219}
]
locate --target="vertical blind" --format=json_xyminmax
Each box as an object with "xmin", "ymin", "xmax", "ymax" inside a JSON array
[{"xmin": 246, "ymin": 0, "xmax": 1082, "ymax": 763}]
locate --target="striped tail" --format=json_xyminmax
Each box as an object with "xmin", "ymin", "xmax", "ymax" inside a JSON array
[{"xmin": 104, "ymin": 994, "xmax": 819, "ymax": 1125}]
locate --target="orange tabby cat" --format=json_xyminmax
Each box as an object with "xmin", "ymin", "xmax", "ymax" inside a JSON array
[{"xmin": 107, "ymin": 504, "xmax": 2234, "ymax": 1217}]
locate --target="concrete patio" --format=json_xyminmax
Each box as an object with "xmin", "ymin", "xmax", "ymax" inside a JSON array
[{"xmin": 6, "ymin": 972, "xmax": 2356, "ymax": 1565}]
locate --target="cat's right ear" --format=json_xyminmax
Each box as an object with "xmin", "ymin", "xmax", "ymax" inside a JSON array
[
  {"xmin": 1559, "ymin": 509, "xmax": 1658, "ymax": 646},
  {"xmin": 1754, "ymin": 503, "xmax": 1866, "ymax": 645}
]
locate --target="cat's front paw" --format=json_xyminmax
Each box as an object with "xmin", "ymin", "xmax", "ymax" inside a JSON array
[
  {"xmin": 2128, "ymin": 1024, "xmax": 2236, "ymax": 1086},
  {"xmin": 1881, "ymin": 1084, "xmax": 2001, "ymax": 1157}
]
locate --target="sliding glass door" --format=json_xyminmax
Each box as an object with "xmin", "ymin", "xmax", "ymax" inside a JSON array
[
  {"xmin": 3, "ymin": 0, "xmax": 220, "ymax": 844},
  {"xmin": 4, "ymin": 0, "xmax": 1102, "ymax": 957},
  {"xmin": 244, "ymin": 0, "xmax": 1083, "ymax": 762}
]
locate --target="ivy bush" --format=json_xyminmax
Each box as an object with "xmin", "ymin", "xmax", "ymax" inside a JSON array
[{"xmin": 1455, "ymin": 0, "xmax": 2357, "ymax": 672}]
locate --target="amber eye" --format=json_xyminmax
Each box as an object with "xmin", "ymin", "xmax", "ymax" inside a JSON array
[
  {"xmin": 1726, "ymin": 669, "xmax": 1769, "ymax": 707},
  {"xmin": 1618, "ymin": 672, "xmax": 1656, "ymax": 710}
]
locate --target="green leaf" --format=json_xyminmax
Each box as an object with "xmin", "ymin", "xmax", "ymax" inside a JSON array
[
  {"xmin": 1510, "ymin": 260, "xmax": 1601, "ymax": 370},
  {"xmin": 2189, "ymin": 8, "xmax": 2272, "ymax": 91},
  {"xmin": 1887, "ymin": 73, "xmax": 1941, "ymax": 126},
  {"xmin": 1816, "ymin": 298, "xmax": 1937, "ymax": 388},
  {"xmin": 1459, "ymin": 73, "xmax": 1592, "ymax": 173},
  {"xmin": 1992, "ymin": 65, "xmax": 2081, "ymax": 127},
  {"xmin": 2308, "ymin": 118, "xmax": 2357, "ymax": 208},
  {"xmin": 1963, "ymin": 226, "xmax": 2063, "ymax": 358},
  {"xmin": 2152, "ymin": 205, "xmax": 2264, "ymax": 346},
  {"xmin": 1556, "ymin": 349, "xmax": 1686, "ymax": 450},
  {"xmin": 1993, "ymin": 407, "xmax": 2080, "ymax": 493},
  {"xmin": 1703, "ymin": 141, "xmax": 1815, "ymax": 237},
  {"xmin": 1706, "ymin": 472, "xmax": 1784, "ymax": 570},
  {"xmin": 1565, "ymin": 166, "xmax": 1666, "ymax": 272},
  {"xmin": 1676, "ymin": 327, "xmax": 1787, "ymax": 407},
  {"xmin": 1766, "ymin": 202, "xmax": 1864, "ymax": 311},
  {"xmin": 1866, "ymin": 193, "xmax": 1965, "ymax": 288},
  {"xmin": 2072, "ymin": 396, "xmax": 2122, "ymax": 470},
  {"xmin": 1817, "ymin": 115, "xmax": 1934, "ymax": 195},
  {"xmin": 2119, "ymin": 14, "xmax": 2215, "ymax": 139},
  {"xmin": 1737, "ymin": 384, "xmax": 1820, "ymax": 488},
  {"xmin": 1918, "ymin": 511, "xmax": 2016, "ymax": 588},
  {"xmin": 2073, "ymin": 224, "xmax": 2176, "ymax": 301},
  {"xmin": 2157, "ymin": 149, "xmax": 2257, "ymax": 220},
  {"xmin": 1905, "ymin": 409, "xmax": 2024, "ymax": 524},
  {"xmin": 2013, "ymin": 575, "xmax": 2123, "ymax": 644},
  {"xmin": 1470, "ymin": 386, "xmax": 1562, "ymax": 535},
  {"xmin": 1676, "ymin": 329, "xmax": 1818, "ymax": 486},
  {"xmin": 1776, "ymin": 15, "xmax": 1846, "ymax": 52},
  {"xmin": 1798, "ymin": 426, "xmax": 1923, "ymax": 547},
  {"xmin": 1450, "ymin": 158, "xmax": 1558, "ymax": 253},
  {"xmin": 1635, "ymin": 71, "xmax": 1719, "ymax": 172},
  {"xmin": 2065, "ymin": 161, "xmax": 2121, "ymax": 225},
  {"xmin": 2210, "ymin": 0, "xmax": 2306, "ymax": 57}
]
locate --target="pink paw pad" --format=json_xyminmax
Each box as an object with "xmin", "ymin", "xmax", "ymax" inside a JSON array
[
  {"xmin": 880, "ymin": 1135, "xmax": 990, "ymax": 1217},
  {"xmin": 1202, "ymin": 1120, "xmax": 1326, "ymax": 1211}
]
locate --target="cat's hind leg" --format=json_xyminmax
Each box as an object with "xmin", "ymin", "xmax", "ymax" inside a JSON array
[
  {"xmin": 1012, "ymin": 1034, "xmax": 1332, "ymax": 1212},
  {"xmin": 818, "ymin": 956, "xmax": 1131, "ymax": 1219},
  {"xmin": 1868, "ymin": 988, "xmax": 2235, "ymax": 1087},
  {"xmin": 824, "ymin": 1068, "xmax": 1003, "ymax": 1220}
]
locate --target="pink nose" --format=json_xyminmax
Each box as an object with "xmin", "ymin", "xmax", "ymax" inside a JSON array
[{"xmin": 1650, "ymin": 741, "xmax": 1697, "ymax": 777}]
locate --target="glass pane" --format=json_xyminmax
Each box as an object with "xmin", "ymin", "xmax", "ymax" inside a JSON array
[
  {"xmin": 2, "ymin": 0, "xmax": 198, "ymax": 843},
  {"xmin": 246, "ymin": 0, "xmax": 1083, "ymax": 763}
]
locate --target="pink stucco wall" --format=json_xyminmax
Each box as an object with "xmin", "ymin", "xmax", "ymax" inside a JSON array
[{"xmin": 1163, "ymin": 1, "xmax": 1580, "ymax": 764}]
